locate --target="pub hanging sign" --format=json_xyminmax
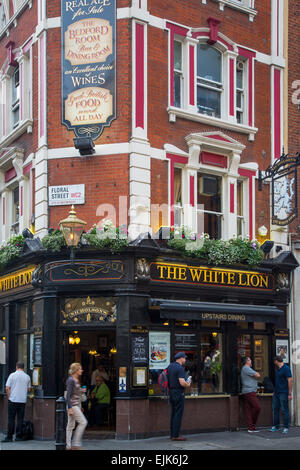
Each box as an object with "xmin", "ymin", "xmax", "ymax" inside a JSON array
[
  {"xmin": 61, "ymin": 0, "xmax": 116, "ymax": 140},
  {"xmin": 258, "ymin": 150, "xmax": 300, "ymax": 226}
]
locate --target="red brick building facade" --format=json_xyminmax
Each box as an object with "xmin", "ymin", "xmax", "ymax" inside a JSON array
[
  {"xmin": 1, "ymin": 0, "xmax": 298, "ymax": 440},
  {"xmin": 0, "ymin": 0, "xmax": 288, "ymax": 243}
]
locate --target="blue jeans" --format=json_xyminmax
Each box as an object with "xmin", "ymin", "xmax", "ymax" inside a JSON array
[
  {"xmin": 169, "ymin": 389, "xmax": 185, "ymax": 438},
  {"xmin": 272, "ymin": 392, "xmax": 290, "ymax": 428}
]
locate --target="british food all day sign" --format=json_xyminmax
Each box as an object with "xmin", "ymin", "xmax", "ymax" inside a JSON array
[{"xmin": 61, "ymin": 0, "xmax": 116, "ymax": 140}]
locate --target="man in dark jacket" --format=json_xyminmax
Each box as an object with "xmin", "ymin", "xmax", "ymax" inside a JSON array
[
  {"xmin": 167, "ymin": 352, "xmax": 191, "ymax": 441},
  {"xmin": 270, "ymin": 356, "xmax": 293, "ymax": 434}
]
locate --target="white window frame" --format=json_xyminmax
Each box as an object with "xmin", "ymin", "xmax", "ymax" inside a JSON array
[
  {"xmin": 197, "ymin": 172, "xmax": 224, "ymax": 239},
  {"xmin": 197, "ymin": 43, "xmax": 223, "ymax": 119},
  {"xmin": 173, "ymin": 40, "xmax": 184, "ymax": 109},
  {"xmin": 236, "ymin": 59, "xmax": 247, "ymax": 125},
  {"xmin": 10, "ymin": 184, "xmax": 20, "ymax": 235},
  {"xmin": 11, "ymin": 66, "xmax": 20, "ymax": 129},
  {"xmin": 173, "ymin": 166, "xmax": 184, "ymax": 228},
  {"xmin": 0, "ymin": 47, "xmax": 33, "ymax": 147},
  {"xmin": 236, "ymin": 179, "xmax": 246, "ymax": 237},
  {"xmin": 168, "ymin": 34, "xmax": 258, "ymax": 141},
  {"xmin": 0, "ymin": 147, "xmax": 32, "ymax": 243},
  {"xmin": 213, "ymin": 0, "xmax": 257, "ymax": 22}
]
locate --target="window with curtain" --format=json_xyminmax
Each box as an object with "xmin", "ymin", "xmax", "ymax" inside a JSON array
[
  {"xmin": 237, "ymin": 180, "xmax": 244, "ymax": 237},
  {"xmin": 197, "ymin": 44, "xmax": 222, "ymax": 118},
  {"xmin": 197, "ymin": 173, "xmax": 222, "ymax": 238},
  {"xmin": 11, "ymin": 185, "xmax": 20, "ymax": 235},
  {"xmin": 174, "ymin": 167, "xmax": 183, "ymax": 227}
]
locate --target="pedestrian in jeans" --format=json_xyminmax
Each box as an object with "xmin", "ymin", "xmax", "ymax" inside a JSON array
[
  {"xmin": 66, "ymin": 363, "xmax": 87, "ymax": 450},
  {"xmin": 1, "ymin": 362, "xmax": 31, "ymax": 443},
  {"xmin": 167, "ymin": 352, "xmax": 191, "ymax": 441},
  {"xmin": 240, "ymin": 357, "xmax": 261, "ymax": 433},
  {"xmin": 270, "ymin": 356, "xmax": 293, "ymax": 435}
]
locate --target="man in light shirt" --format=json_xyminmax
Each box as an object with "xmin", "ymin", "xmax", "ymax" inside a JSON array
[
  {"xmin": 1, "ymin": 362, "xmax": 31, "ymax": 442},
  {"xmin": 240, "ymin": 356, "xmax": 261, "ymax": 433}
]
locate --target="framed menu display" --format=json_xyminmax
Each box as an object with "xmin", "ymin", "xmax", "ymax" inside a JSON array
[{"xmin": 149, "ymin": 332, "xmax": 170, "ymax": 370}]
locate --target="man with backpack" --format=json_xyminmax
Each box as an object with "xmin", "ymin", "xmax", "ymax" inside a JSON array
[
  {"xmin": 1, "ymin": 362, "xmax": 32, "ymax": 443},
  {"xmin": 167, "ymin": 352, "xmax": 191, "ymax": 441}
]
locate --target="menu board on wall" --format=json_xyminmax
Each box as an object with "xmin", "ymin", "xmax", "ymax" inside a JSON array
[
  {"xmin": 34, "ymin": 337, "xmax": 42, "ymax": 366},
  {"xmin": 131, "ymin": 334, "xmax": 148, "ymax": 364},
  {"xmin": 149, "ymin": 332, "xmax": 170, "ymax": 370},
  {"xmin": 61, "ymin": 0, "xmax": 116, "ymax": 140}
]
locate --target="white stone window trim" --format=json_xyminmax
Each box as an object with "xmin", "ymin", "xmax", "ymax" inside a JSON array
[
  {"xmin": 0, "ymin": 0, "xmax": 32, "ymax": 39},
  {"xmin": 179, "ymin": 131, "xmax": 259, "ymax": 240},
  {"xmin": 0, "ymin": 45, "xmax": 33, "ymax": 146},
  {"xmin": 0, "ymin": 146, "xmax": 30, "ymax": 241},
  {"xmin": 168, "ymin": 32, "xmax": 258, "ymax": 141},
  {"xmin": 168, "ymin": 106, "xmax": 257, "ymax": 141},
  {"xmin": 212, "ymin": 0, "xmax": 257, "ymax": 22}
]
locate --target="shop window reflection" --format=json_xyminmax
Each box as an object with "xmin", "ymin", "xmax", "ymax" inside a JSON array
[
  {"xmin": 200, "ymin": 333, "xmax": 223, "ymax": 393},
  {"xmin": 237, "ymin": 331, "xmax": 270, "ymax": 394}
]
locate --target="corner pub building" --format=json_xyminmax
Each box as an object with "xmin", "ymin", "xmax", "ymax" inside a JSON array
[{"xmin": 0, "ymin": 236, "xmax": 298, "ymax": 440}]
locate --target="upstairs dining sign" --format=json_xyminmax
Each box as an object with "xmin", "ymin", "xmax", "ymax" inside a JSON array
[{"xmin": 61, "ymin": 0, "xmax": 116, "ymax": 140}]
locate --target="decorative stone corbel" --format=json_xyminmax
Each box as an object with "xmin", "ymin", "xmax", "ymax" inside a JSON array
[
  {"xmin": 12, "ymin": 155, "xmax": 23, "ymax": 179},
  {"xmin": 188, "ymin": 144, "xmax": 200, "ymax": 168}
]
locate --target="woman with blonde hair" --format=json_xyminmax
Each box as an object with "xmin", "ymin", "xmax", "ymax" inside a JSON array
[{"xmin": 65, "ymin": 363, "xmax": 87, "ymax": 450}]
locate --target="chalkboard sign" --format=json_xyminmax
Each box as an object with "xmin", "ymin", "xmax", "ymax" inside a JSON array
[
  {"xmin": 131, "ymin": 334, "xmax": 148, "ymax": 364},
  {"xmin": 34, "ymin": 337, "xmax": 42, "ymax": 366}
]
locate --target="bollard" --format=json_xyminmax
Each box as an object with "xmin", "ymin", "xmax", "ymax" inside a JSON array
[{"xmin": 55, "ymin": 396, "xmax": 67, "ymax": 450}]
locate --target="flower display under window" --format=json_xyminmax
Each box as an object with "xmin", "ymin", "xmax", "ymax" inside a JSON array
[
  {"xmin": 167, "ymin": 227, "xmax": 264, "ymax": 267},
  {"xmin": 0, "ymin": 235, "xmax": 25, "ymax": 271}
]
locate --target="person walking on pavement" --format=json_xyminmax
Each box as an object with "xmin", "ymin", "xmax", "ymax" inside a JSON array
[
  {"xmin": 1, "ymin": 362, "xmax": 31, "ymax": 443},
  {"xmin": 66, "ymin": 363, "xmax": 88, "ymax": 450},
  {"xmin": 270, "ymin": 356, "xmax": 293, "ymax": 434},
  {"xmin": 240, "ymin": 357, "xmax": 261, "ymax": 433},
  {"xmin": 167, "ymin": 352, "xmax": 191, "ymax": 441}
]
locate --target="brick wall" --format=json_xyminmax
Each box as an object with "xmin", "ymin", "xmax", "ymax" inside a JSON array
[
  {"xmin": 0, "ymin": 0, "xmax": 277, "ymax": 236},
  {"xmin": 288, "ymin": 0, "xmax": 300, "ymax": 236}
]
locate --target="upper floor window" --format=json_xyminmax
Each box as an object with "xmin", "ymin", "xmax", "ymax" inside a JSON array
[
  {"xmin": 174, "ymin": 167, "xmax": 183, "ymax": 227},
  {"xmin": 11, "ymin": 185, "xmax": 20, "ymax": 235},
  {"xmin": 197, "ymin": 44, "xmax": 222, "ymax": 118},
  {"xmin": 237, "ymin": 180, "xmax": 244, "ymax": 237},
  {"xmin": 236, "ymin": 60, "xmax": 245, "ymax": 124},
  {"xmin": 197, "ymin": 173, "xmax": 222, "ymax": 239},
  {"xmin": 11, "ymin": 67, "xmax": 20, "ymax": 129},
  {"xmin": 174, "ymin": 41, "xmax": 183, "ymax": 109},
  {"xmin": 213, "ymin": 0, "xmax": 257, "ymax": 21}
]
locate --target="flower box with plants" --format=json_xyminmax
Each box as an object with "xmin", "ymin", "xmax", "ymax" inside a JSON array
[{"xmin": 167, "ymin": 227, "xmax": 264, "ymax": 267}]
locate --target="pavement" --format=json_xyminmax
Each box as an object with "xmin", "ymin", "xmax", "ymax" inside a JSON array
[{"xmin": 1, "ymin": 426, "xmax": 300, "ymax": 452}]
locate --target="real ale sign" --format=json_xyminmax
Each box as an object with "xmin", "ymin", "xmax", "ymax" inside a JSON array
[{"xmin": 61, "ymin": 0, "xmax": 116, "ymax": 140}]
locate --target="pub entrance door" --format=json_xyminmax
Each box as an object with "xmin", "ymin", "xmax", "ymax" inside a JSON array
[{"xmin": 63, "ymin": 328, "xmax": 117, "ymax": 435}]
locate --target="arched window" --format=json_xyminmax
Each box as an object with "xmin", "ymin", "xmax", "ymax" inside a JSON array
[{"xmin": 197, "ymin": 44, "xmax": 222, "ymax": 118}]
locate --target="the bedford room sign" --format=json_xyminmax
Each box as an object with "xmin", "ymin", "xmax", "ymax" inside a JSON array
[
  {"xmin": 150, "ymin": 262, "xmax": 274, "ymax": 291},
  {"xmin": 61, "ymin": 0, "xmax": 116, "ymax": 140}
]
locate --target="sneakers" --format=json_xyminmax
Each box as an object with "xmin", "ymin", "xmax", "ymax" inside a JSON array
[
  {"xmin": 269, "ymin": 426, "xmax": 280, "ymax": 432},
  {"xmin": 248, "ymin": 429, "xmax": 260, "ymax": 433},
  {"xmin": 282, "ymin": 428, "xmax": 289, "ymax": 435}
]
